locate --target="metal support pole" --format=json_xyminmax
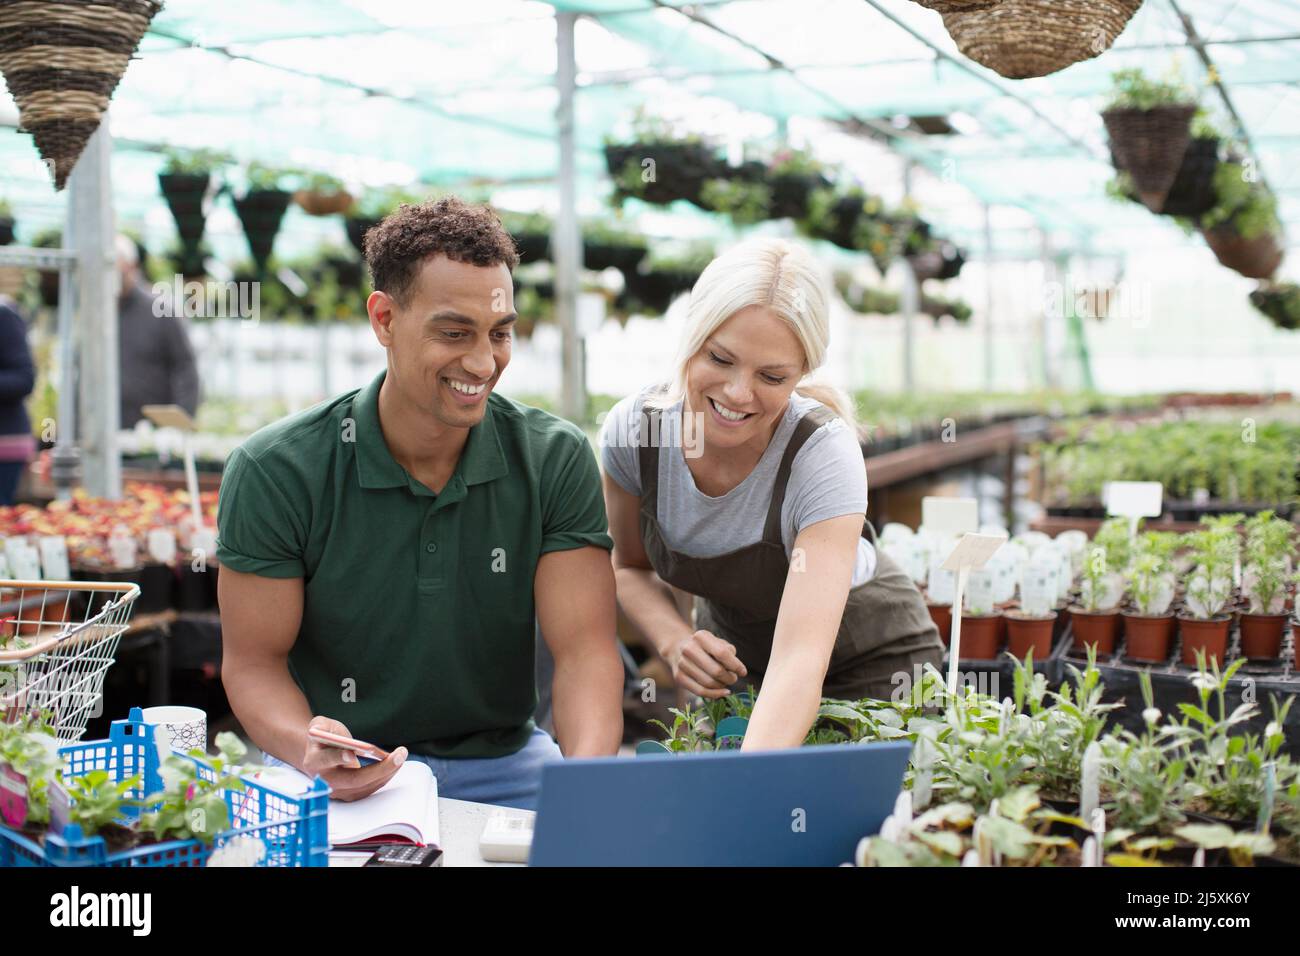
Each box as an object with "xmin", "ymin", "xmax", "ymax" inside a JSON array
[
  {"xmin": 70, "ymin": 124, "xmax": 120, "ymax": 498},
  {"xmin": 982, "ymin": 203, "xmax": 995, "ymax": 393},
  {"xmin": 900, "ymin": 161, "xmax": 918, "ymax": 392},
  {"xmin": 1038, "ymin": 230, "xmax": 1054, "ymax": 390},
  {"xmin": 554, "ymin": 10, "xmax": 585, "ymax": 422}
]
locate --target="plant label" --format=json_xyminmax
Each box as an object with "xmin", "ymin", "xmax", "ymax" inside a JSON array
[
  {"xmin": 38, "ymin": 536, "xmax": 70, "ymax": 581},
  {"xmin": 12, "ymin": 543, "xmax": 40, "ymax": 581},
  {"xmin": 922, "ymin": 497, "xmax": 978, "ymax": 538},
  {"xmin": 48, "ymin": 779, "xmax": 71, "ymax": 835},
  {"xmin": 927, "ymin": 566, "xmax": 956, "ymax": 605},
  {"xmin": 963, "ymin": 568, "xmax": 996, "ymax": 613},
  {"xmin": 0, "ymin": 765, "xmax": 28, "ymax": 828},
  {"xmin": 1104, "ymin": 481, "xmax": 1162, "ymax": 522},
  {"xmin": 1021, "ymin": 565, "xmax": 1058, "ymax": 616},
  {"xmin": 146, "ymin": 529, "xmax": 177, "ymax": 566},
  {"xmin": 940, "ymin": 532, "xmax": 1008, "ymax": 572}
]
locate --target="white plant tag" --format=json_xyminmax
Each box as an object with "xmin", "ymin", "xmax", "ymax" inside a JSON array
[
  {"xmin": 1021, "ymin": 564, "xmax": 1059, "ymax": 617},
  {"xmin": 964, "ymin": 568, "xmax": 996, "ymax": 614},
  {"xmin": 921, "ymin": 496, "xmax": 978, "ymax": 538},
  {"xmin": 1104, "ymin": 480, "xmax": 1163, "ymax": 520},
  {"xmin": 927, "ymin": 566, "xmax": 956, "ymax": 606},
  {"xmin": 1080, "ymin": 741, "xmax": 1101, "ymax": 821},
  {"xmin": 37, "ymin": 537, "xmax": 69, "ymax": 581},
  {"xmin": 10, "ymin": 542, "xmax": 40, "ymax": 581},
  {"xmin": 940, "ymin": 532, "xmax": 1008, "ymax": 573},
  {"xmin": 147, "ymin": 529, "xmax": 177, "ymax": 565},
  {"xmin": 108, "ymin": 533, "xmax": 138, "ymax": 570}
]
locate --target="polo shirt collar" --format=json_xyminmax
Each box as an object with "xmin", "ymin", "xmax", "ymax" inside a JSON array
[{"xmin": 352, "ymin": 369, "xmax": 509, "ymax": 491}]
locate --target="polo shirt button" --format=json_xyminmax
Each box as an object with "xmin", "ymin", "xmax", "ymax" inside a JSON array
[{"xmin": 425, "ymin": 542, "xmax": 438, "ymax": 554}]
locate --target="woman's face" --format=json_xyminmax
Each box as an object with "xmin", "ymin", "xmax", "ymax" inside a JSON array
[{"xmin": 684, "ymin": 305, "xmax": 806, "ymax": 454}]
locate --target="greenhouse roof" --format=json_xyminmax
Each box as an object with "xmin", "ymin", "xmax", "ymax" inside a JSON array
[{"xmin": 2, "ymin": 0, "xmax": 1298, "ymax": 268}]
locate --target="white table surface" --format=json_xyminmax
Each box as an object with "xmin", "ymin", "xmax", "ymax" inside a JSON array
[{"xmin": 327, "ymin": 797, "xmax": 532, "ymax": 868}]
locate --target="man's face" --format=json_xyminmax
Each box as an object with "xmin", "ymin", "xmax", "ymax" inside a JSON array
[{"xmin": 370, "ymin": 254, "xmax": 516, "ymax": 430}]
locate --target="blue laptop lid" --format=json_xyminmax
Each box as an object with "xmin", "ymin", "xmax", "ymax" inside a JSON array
[{"xmin": 530, "ymin": 741, "xmax": 912, "ymax": 867}]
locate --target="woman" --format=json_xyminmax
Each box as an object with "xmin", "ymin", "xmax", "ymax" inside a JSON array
[
  {"xmin": 0, "ymin": 298, "xmax": 35, "ymax": 505},
  {"xmin": 599, "ymin": 237, "xmax": 942, "ymax": 750}
]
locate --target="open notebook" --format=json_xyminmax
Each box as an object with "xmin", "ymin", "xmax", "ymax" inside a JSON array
[{"xmin": 254, "ymin": 761, "xmax": 441, "ymax": 848}]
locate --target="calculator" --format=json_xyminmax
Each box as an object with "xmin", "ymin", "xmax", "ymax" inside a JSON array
[{"xmin": 363, "ymin": 844, "xmax": 444, "ymax": 867}]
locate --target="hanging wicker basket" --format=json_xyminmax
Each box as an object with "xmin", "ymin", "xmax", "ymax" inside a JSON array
[
  {"xmin": 1103, "ymin": 103, "xmax": 1196, "ymax": 212},
  {"xmin": 0, "ymin": 0, "xmax": 162, "ymax": 189},
  {"xmin": 911, "ymin": 0, "xmax": 1001, "ymax": 12},
  {"xmin": 1159, "ymin": 136, "xmax": 1220, "ymax": 219},
  {"xmin": 293, "ymin": 189, "xmax": 354, "ymax": 217},
  {"xmin": 1201, "ymin": 225, "xmax": 1284, "ymax": 281},
  {"xmin": 942, "ymin": 0, "xmax": 1143, "ymax": 80}
]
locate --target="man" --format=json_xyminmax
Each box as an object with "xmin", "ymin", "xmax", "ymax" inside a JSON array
[
  {"xmin": 216, "ymin": 197, "xmax": 623, "ymax": 810},
  {"xmin": 116, "ymin": 235, "xmax": 201, "ymax": 428}
]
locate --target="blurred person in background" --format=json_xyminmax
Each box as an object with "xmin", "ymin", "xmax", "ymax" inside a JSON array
[
  {"xmin": 0, "ymin": 295, "xmax": 35, "ymax": 504},
  {"xmin": 115, "ymin": 234, "xmax": 201, "ymax": 428}
]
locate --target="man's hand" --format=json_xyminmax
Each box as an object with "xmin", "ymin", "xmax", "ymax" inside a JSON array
[
  {"xmin": 303, "ymin": 716, "xmax": 407, "ymax": 803},
  {"xmin": 667, "ymin": 629, "xmax": 748, "ymax": 699}
]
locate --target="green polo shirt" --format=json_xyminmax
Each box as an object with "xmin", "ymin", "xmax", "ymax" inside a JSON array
[{"xmin": 215, "ymin": 369, "xmax": 613, "ymax": 758}]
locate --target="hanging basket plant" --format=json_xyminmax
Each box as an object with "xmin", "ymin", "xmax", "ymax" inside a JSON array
[
  {"xmin": 604, "ymin": 113, "xmax": 726, "ymax": 208},
  {"xmin": 293, "ymin": 172, "xmax": 353, "ymax": 217},
  {"xmin": 767, "ymin": 149, "xmax": 831, "ymax": 221},
  {"xmin": 582, "ymin": 220, "xmax": 647, "ymax": 274},
  {"xmin": 1197, "ymin": 160, "xmax": 1285, "ymax": 280},
  {"xmin": 232, "ymin": 164, "xmax": 293, "ymax": 275},
  {"xmin": 344, "ymin": 187, "xmax": 425, "ymax": 257},
  {"xmin": 31, "ymin": 227, "xmax": 61, "ymax": 306},
  {"xmin": 500, "ymin": 210, "xmax": 552, "ymax": 265},
  {"xmin": 1159, "ymin": 131, "xmax": 1221, "ymax": 219},
  {"xmin": 620, "ymin": 243, "xmax": 714, "ymax": 315},
  {"xmin": 1102, "ymin": 70, "xmax": 1198, "ymax": 213},
  {"xmin": 800, "ymin": 186, "xmax": 884, "ymax": 252},
  {"xmin": 0, "ymin": 0, "xmax": 163, "ymax": 189},
  {"xmin": 941, "ymin": 0, "xmax": 1142, "ymax": 80},
  {"xmin": 0, "ymin": 199, "xmax": 14, "ymax": 246},
  {"xmin": 1249, "ymin": 283, "xmax": 1300, "ymax": 331},
  {"xmin": 158, "ymin": 149, "xmax": 224, "ymax": 253}
]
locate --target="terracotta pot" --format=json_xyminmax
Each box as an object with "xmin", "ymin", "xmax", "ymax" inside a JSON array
[
  {"xmin": 1177, "ymin": 614, "xmax": 1232, "ymax": 667},
  {"xmin": 926, "ymin": 601, "xmax": 952, "ymax": 646},
  {"xmin": 1005, "ymin": 611, "xmax": 1057, "ymax": 661},
  {"xmin": 1069, "ymin": 607, "xmax": 1119, "ymax": 655},
  {"xmin": 1239, "ymin": 612, "xmax": 1288, "ymax": 660},
  {"xmin": 1122, "ymin": 613, "xmax": 1175, "ymax": 663},
  {"xmin": 956, "ymin": 613, "xmax": 1003, "ymax": 660}
]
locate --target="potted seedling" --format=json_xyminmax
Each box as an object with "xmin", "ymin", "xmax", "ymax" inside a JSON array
[
  {"xmin": 1239, "ymin": 510, "xmax": 1297, "ymax": 659},
  {"xmin": 61, "ymin": 768, "xmax": 146, "ymax": 852},
  {"xmin": 1176, "ymin": 525, "xmax": 1239, "ymax": 666},
  {"xmin": 1101, "ymin": 69, "xmax": 1198, "ymax": 213},
  {"xmin": 959, "ymin": 569, "xmax": 1003, "ymax": 659},
  {"xmin": 1005, "ymin": 562, "xmax": 1058, "ymax": 660},
  {"xmin": 293, "ymin": 171, "xmax": 353, "ymax": 217},
  {"xmin": 0, "ymin": 198, "xmax": 14, "ymax": 246},
  {"xmin": 233, "ymin": 163, "xmax": 294, "ymax": 275},
  {"xmin": 138, "ymin": 731, "xmax": 259, "ymax": 845},
  {"xmin": 1069, "ymin": 522, "xmax": 1128, "ymax": 655},
  {"xmin": 1121, "ymin": 533, "xmax": 1179, "ymax": 662}
]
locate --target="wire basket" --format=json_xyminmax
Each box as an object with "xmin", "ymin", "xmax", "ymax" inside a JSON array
[{"xmin": 0, "ymin": 579, "xmax": 140, "ymax": 742}]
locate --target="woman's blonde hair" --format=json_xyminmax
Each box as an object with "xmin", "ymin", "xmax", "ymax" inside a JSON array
[{"xmin": 647, "ymin": 236, "xmax": 857, "ymax": 428}]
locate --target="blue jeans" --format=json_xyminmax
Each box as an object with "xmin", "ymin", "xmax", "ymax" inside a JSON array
[{"xmin": 264, "ymin": 727, "xmax": 562, "ymax": 812}]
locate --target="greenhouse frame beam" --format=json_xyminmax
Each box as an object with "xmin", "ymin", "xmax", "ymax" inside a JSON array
[
  {"xmin": 1168, "ymin": 0, "xmax": 1274, "ymax": 199},
  {"xmin": 555, "ymin": 10, "xmax": 586, "ymax": 423}
]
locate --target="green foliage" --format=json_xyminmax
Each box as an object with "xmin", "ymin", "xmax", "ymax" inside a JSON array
[
  {"xmin": 0, "ymin": 197, "xmax": 12, "ymax": 217},
  {"xmin": 1242, "ymin": 510, "xmax": 1296, "ymax": 612},
  {"xmin": 138, "ymin": 732, "xmax": 258, "ymax": 845},
  {"xmin": 64, "ymin": 769, "xmax": 144, "ymax": 835},
  {"xmin": 1200, "ymin": 161, "xmax": 1280, "ymax": 240},
  {"xmin": 1106, "ymin": 68, "xmax": 1196, "ymax": 111},
  {"xmin": 699, "ymin": 178, "xmax": 772, "ymax": 225},
  {"xmin": 0, "ymin": 710, "xmax": 60, "ymax": 825},
  {"xmin": 161, "ymin": 148, "xmax": 231, "ymax": 175}
]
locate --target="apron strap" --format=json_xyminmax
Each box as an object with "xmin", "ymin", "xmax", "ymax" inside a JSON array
[
  {"xmin": 637, "ymin": 400, "xmax": 663, "ymax": 506},
  {"xmin": 761, "ymin": 403, "xmax": 836, "ymax": 545}
]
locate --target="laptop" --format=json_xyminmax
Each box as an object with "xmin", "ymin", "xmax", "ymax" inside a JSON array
[{"xmin": 529, "ymin": 741, "xmax": 911, "ymax": 867}]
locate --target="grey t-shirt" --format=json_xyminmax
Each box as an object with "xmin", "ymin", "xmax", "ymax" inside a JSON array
[{"xmin": 599, "ymin": 388, "xmax": 876, "ymax": 586}]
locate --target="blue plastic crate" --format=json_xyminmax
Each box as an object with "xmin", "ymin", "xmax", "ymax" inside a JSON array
[{"xmin": 0, "ymin": 708, "xmax": 330, "ymax": 867}]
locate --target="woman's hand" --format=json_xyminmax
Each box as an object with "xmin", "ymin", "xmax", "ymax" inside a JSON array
[{"xmin": 668, "ymin": 629, "xmax": 748, "ymax": 699}]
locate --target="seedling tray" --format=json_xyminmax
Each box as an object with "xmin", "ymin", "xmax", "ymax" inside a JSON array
[{"xmin": 0, "ymin": 708, "xmax": 329, "ymax": 867}]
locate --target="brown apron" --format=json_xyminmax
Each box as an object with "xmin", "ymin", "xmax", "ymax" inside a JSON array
[{"xmin": 638, "ymin": 403, "xmax": 943, "ymax": 701}]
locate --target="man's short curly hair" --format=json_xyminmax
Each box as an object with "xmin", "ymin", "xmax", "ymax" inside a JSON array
[{"xmin": 363, "ymin": 196, "xmax": 520, "ymax": 307}]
